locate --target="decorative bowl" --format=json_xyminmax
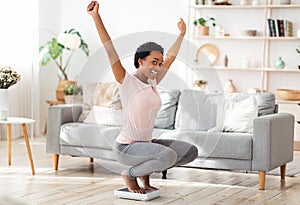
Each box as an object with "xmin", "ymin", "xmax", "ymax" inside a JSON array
[
  {"xmin": 276, "ymin": 89, "xmax": 300, "ymax": 101},
  {"xmin": 241, "ymin": 29, "xmax": 257, "ymax": 37}
]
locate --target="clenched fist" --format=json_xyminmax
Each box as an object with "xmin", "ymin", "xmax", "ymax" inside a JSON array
[{"xmin": 87, "ymin": 1, "xmax": 99, "ymax": 17}]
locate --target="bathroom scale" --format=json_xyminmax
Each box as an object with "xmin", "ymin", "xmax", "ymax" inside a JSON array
[{"xmin": 114, "ymin": 187, "xmax": 161, "ymax": 201}]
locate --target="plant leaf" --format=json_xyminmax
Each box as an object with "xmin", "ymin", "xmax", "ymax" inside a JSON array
[
  {"xmin": 39, "ymin": 46, "xmax": 52, "ymax": 66},
  {"xmin": 48, "ymin": 38, "xmax": 63, "ymax": 59}
]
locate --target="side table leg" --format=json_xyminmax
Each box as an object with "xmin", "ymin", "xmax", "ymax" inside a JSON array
[
  {"xmin": 22, "ymin": 123, "xmax": 35, "ymax": 175},
  {"xmin": 7, "ymin": 123, "xmax": 11, "ymax": 166}
]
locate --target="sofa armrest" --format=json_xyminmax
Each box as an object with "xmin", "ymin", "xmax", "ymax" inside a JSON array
[
  {"xmin": 46, "ymin": 104, "xmax": 82, "ymax": 154},
  {"xmin": 252, "ymin": 113, "xmax": 294, "ymax": 171}
]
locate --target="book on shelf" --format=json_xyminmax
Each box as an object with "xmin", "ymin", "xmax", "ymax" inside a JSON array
[
  {"xmin": 267, "ymin": 18, "xmax": 292, "ymax": 37},
  {"xmin": 267, "ymin": 19, "xmax": 276, "ymax": 37},
  {"xmin": 284, "ymin": 20, "xmax": 293, "ymax": 37}
]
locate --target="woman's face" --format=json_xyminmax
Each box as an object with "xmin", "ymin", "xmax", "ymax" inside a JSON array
[{"xmin": 138, "ymin": 51, "xmax": 163, "ymax": 80}]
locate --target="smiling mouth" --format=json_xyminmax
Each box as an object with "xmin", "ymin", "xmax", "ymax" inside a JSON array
[{"xmin": 151, "ymin": 70, "xmax": 158, "ymax": 75}]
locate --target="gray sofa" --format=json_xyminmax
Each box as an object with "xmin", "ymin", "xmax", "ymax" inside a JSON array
[{"xmin": 46, "ymin": 89, "xmax": 294, "ymax": 190}]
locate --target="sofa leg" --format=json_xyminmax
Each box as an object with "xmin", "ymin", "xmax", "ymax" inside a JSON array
[
  {"xmin": 53, "ymin": 154, "xmax": 59, "ymax": 171},
  {"xmin": 258, "ymin": 171, "xmax": 266, "ymax": 190},
  {"xmin": 162, "ymin": 170, "xmax": 167, "ymax": 179},
  {"xmin": 280, "ymin": 164, "xmax": 286, "ymax": 179},
  {"xmin": 89, "ymin": 158, "xmax": 94, "ymax": 163}
]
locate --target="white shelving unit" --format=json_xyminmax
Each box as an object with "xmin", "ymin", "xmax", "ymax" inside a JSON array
[{"xmin": 188, "ymin": 0, "xmax": 300, "ymax": 92}]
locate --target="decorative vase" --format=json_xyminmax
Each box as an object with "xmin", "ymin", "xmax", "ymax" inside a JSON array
[
  {"xmin": 274, "ymin": 57, "xmax": 285, "ymax": 69},
  {"xmin": 199, "ymin": 26, "xmax": 209, "ymax": 36},
  {"xmin": 64, "ymin": 95, "xmax": 83, "ymax": 104},
  {"xmin": 0, "ymin": 89, "xmax": 9, "ymax": 120},
  {"xmin": 280, "ymin": 0, "xmax": 291, "ymax": 5},
  {"xmin": 224, "ymin": 79, "xmax": 238, "ymax": 93},
  {"xmin": 56, "ymin": 80, "xmax": 76, "ymax": 102}
]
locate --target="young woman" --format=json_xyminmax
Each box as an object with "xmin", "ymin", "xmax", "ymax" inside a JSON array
[{"xmin": 87, "ymin": 1, "xmax": 198, "ymax": 194}]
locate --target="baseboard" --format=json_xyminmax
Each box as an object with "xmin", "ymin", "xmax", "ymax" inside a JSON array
[{"xmin": 294, "ymin": 141, "xmax": 300, "ymax": 151}]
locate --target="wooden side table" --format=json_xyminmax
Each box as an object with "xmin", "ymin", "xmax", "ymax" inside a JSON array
[{"xmin": 0, "ymin": 117, "xmax": 35, "ymax": 175}]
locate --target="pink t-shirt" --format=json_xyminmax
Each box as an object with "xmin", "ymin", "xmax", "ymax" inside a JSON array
[{"xmin": 116, "ymin": 72, "xmax": 162, "ymax": 144}]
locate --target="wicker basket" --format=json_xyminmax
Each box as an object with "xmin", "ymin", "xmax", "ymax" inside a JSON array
[{"xmin": 275, "ymin": 89, "xmax": 300, "ymax": 101}]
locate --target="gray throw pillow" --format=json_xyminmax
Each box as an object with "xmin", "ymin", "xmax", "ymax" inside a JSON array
[{"xmin": 154, "ymin": 88, "xmax": 181, "ymax": 129}]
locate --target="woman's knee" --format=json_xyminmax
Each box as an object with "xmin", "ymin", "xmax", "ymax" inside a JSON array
[
  {"xmin": 160, "ymin": 148, "xmax": 177, "ymax": 168},
  {"xmin": 189, "ymin": 145, "xmax": 198, "ymax": 161}
]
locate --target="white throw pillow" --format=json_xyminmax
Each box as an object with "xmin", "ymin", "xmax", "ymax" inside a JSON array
[
  {"xmin": 213, "ymin": 95, "xmax": 258, "ymax": 133},
  {"xmin": 83, "ymin": 106, "xmax": 123, "ymax": 126}
]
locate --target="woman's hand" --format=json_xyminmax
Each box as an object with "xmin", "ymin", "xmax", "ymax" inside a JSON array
[
  {"xmin": 87, "ymin": 1, "xmax": 99, "ymax": 17},
  {"xmin": 177, "ymin": 18, "xmax": 186, "ymax": 36}
]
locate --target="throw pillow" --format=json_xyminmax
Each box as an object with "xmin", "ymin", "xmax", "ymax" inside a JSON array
[
  {"xmin": 83, "ymin": 106, "xmax": 123, "ymax": 126},
  {"xmin": 78, "ymin": 82, "xmax": 122, "ymax": 122},
  {"xmin": 214, "ymin": 95, "xmax": 258, "ymax": 133},
  {"xmin": 155, "ymin": 88, "xmax": 181, "ymax": 129},
  {"xmin": 175, "ymin": 90, "xmax": 220, "ymax": 131}
]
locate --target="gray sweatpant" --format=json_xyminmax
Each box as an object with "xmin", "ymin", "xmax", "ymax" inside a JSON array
[{"xmin": 113, "ymin": 139, "xmax": 198, "ymax": 178}]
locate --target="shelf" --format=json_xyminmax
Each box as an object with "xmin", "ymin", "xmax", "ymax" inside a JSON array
[
  {"xmin": 208, "ymin": 67, "xmax": 300, "ymax": 72},
  {"xmin": 266, "ymin": 5, "xmax": 300, "ymax": 9},
  {"xmin": 192, "ymin": 36, "xmax": 300, "ymax": 40},
  {"xmin": 190, "ymin": 4, "xmax": 300, "ymax": 9},
  {"xmin": 276, "ymin": 99, "xmax": 300, "ymax": 104},
  {"xmin": 213, "ymin": 66, "xmax": 262, "ymax": 71},
  {"xmin": 263, "ymin": 68, "xmax": 300, "ymax": 72},
  {"xmin": 265, "ymin": 37, "xmax": 300, "ymax": 40},
  {"xmin": 190, "ymin": 5, "xmax": 266, "ymax": 9},
  {"xmin": 192, "ymin": 36, "xmax": 264, "ymax": 40}
]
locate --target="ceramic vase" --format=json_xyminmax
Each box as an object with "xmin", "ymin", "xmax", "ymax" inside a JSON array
[
  {"xmin": 56, "ymin": 80, "xmax": 76, "ymax": 102},
  {"xmin": 274, "ymin": 57, "xmax": 285, "ymax": 69},
  {"xmin": 224, "ymin": 79, "xmax": 238, "ymax": 93},
  {"xmin": 0, "ymin": 89, "xmax": 9, "ymax": 120}
]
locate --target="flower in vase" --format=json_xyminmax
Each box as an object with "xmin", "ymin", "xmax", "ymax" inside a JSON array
[{"xmin": 0, "ymin": 66, "xmax": 21, "ymax": 89}]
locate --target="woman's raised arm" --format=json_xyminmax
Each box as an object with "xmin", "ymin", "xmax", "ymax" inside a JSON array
[
  {"xmin": 156, "ymin": 18, "xmax": 186, "ymax": 84},
  {"xmin": 87, "ymin": 1, "xmax": 125, "ymax": 83}
]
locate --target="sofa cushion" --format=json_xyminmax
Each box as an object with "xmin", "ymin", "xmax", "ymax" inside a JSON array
[
  {"xmin": 83, "ymin": 106, "xmax": 123, "ymax": 126},
  {"xmin": 175, "ymin": 90, "xmax": 220, "ymax": 131},
  {"xmin": 155, "ymin": 88, "xmax": 180, "ymax": 129},
  {"xmin": 224, "ymin": 92, "xmax": 275, "ymax": 116},
  {"xmin": 153, "ymin": 129, "xmax": 252, "ymax": 160},
  {"xmin": 214, "ymin": 95, "xmax": 258, "ymax": 133},
  {"xmin": 60, "ymin": 122, "xmax": 120, "ymax": 149},
  {"xmin": 78, "ymin": 82, "xmax": 122, "ymax": 122},
  {"xmin": 80, "ymin": 86, "xmax": 180, "ymax": 129},
  {"xmin": 175, "ymin": 90, "xmax": 275, "ymax": 131}
]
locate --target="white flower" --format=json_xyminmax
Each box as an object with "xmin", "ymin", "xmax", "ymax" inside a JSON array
[{"xmin": 57, "ymin": 33, "xmax": 81, "ymax": 50}]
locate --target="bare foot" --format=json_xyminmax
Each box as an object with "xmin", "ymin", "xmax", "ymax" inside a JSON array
[
  {"xmin": 138, "ymin": 175, "xmax": 158, "ymax": 191},
  {"xmin": 121, "ymin": 172, "xmax": 145, "ymax": 194}
]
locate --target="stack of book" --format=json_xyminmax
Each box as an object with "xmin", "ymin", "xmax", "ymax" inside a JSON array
[{"xmin": 267, "ymin": 19, "xmax": 293, "ymax": 37}]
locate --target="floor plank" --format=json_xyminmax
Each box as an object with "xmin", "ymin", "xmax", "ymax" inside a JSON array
[{"xmin": 1, "ymin": 137, "xmax": 300, "ymax": 204}]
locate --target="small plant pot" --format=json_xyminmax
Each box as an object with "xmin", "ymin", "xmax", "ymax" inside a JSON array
[{"xmin": 199, "ymin": 26, "xmax": 209, "ymax": 36}]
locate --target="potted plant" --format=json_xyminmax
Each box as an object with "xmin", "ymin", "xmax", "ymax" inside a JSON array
[
  {"xmin": 39, "ymin": 28, "xmax": 89, "ymax": 101},
  {"xmin": 64, "ymin": 84, "xmax": 83, "ymax": 104},
  {"xmin": 193, "ymin": 16, "xmax": 216, "ymax": 36},
  {"xmin": 194, "ymin": 80, "xmax": 208, "ymax": 91},
  {"xmin": 0, "ymin": 66, "xmax": 21, "ymax": 119}
]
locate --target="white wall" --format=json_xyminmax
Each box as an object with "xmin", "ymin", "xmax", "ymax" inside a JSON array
[
  {"xmin": 0, "ymin": 0, "xmax": 38, "ymax": 139},
  {"xmin": 38, "ymin": 0, "xmax": 190, "ymax": 131}
]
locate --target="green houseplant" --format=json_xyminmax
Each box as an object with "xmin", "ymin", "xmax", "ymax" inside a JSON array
[
  {"xmin": 39, "ymin": 28, "xmax": 89, "ymax": 101},
  {"xmin": 64, "ymin": 84, "xmax": 83, "ymax": 104},
  {"xmin": 193, "ymin": 16, "xmax": 216, "ymax": 36},
  {"xmin": 39, "ymin": 28, "xmax": 89, "ymax": 80},
  {"xmin": 64, "ymin": 84, "xmax": 83, "ymax": 95}
]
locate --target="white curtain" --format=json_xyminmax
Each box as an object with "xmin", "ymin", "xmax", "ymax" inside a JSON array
[{"xmin": 0, "ymin": 0, "xmax": 39, "ymax": 140}]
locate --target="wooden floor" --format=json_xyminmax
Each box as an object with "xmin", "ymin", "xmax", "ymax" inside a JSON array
[{"xmin": 1, "ymin": 137, "xmax": 300, "ymax": 205}]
